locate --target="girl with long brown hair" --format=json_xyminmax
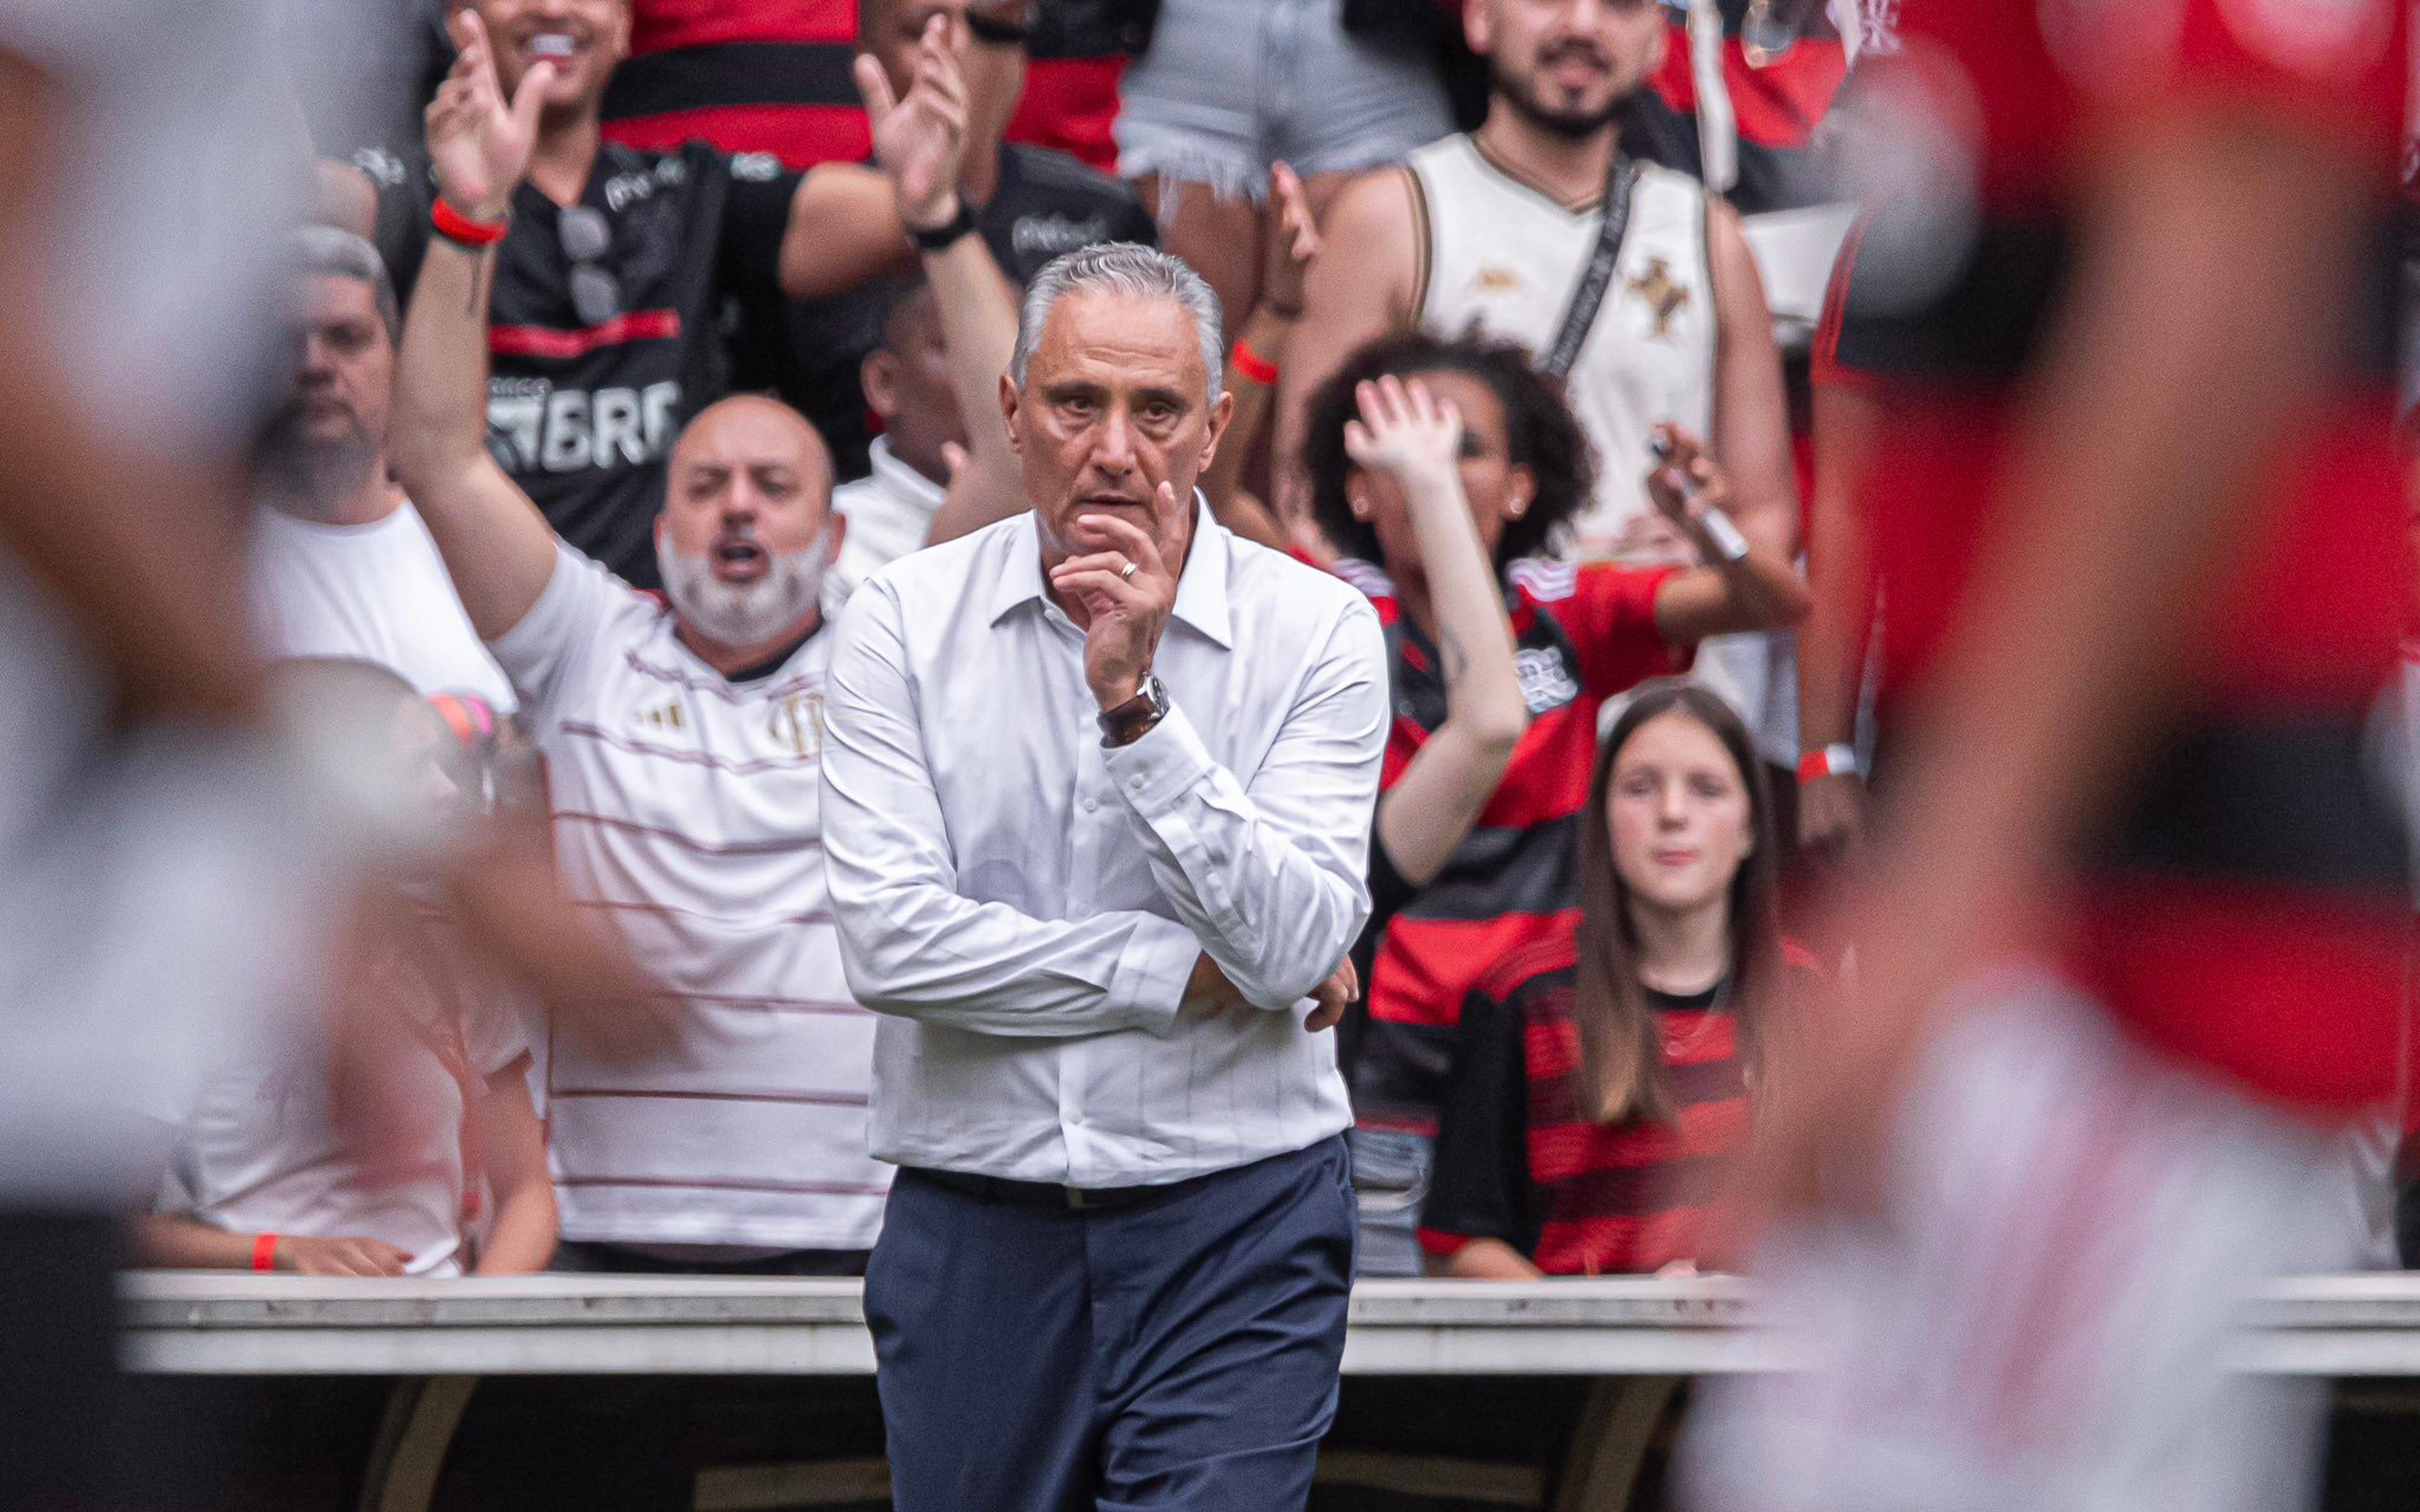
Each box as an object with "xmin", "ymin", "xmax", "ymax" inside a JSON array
[{"xmin": 1419, "ymin": 679, "xmax": 1817, "ymax": 1278}]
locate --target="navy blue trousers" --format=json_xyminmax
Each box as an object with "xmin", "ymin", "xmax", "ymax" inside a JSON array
[{"xmin": 865, "ymin": 1135, "xmax": 1356, "ymax": 1512}]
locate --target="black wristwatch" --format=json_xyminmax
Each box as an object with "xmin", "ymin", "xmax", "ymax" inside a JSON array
[
  {"xmin": 910, "ymin": 198, "xmax": 981, "ymax": 252},
  {"xmin": 1098, "ymin": 673, "xmax": 1170, "ymax": 748}
]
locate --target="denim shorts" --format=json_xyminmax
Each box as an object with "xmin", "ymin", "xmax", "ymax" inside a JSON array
[
  {"xmin": 1348, "ymin": 1126, "xmax": 1434, "ymax": 1278},
  {"xmin": 1114, "ymin": 0, "xmax": 1455, "ymax": 194}
]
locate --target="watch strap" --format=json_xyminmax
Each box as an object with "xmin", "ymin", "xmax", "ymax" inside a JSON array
[
  {"xmin": 1098, "ymin": 675, "xmax": 1168, "ymax": 747},
  {"xmin": 910, "ymin": 198, "xmax": 981, "ymax": 251}
]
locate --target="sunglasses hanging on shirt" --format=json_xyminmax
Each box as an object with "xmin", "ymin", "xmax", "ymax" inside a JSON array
[{"xmin": 558, "ymin": 206, "xmax": 621, "ymax": 328}]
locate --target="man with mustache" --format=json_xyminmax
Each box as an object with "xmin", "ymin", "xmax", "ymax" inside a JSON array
[
  {"xmin": 252, "ymin": 227, "xmax": 517, "ymax": 718},
  {"xmin": 1276, "ymin": 0, "xmax": 1797, "ymax": 572},
  {"xmin": 391, "ymin": 13, "xmax": 1020, "ymax": 1273}
]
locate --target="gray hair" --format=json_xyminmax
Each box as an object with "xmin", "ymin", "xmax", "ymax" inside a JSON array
[
  {"xmin": 1010, "ymin": 243, "xmax": 1224, "ymax": 401},
  {"xmin": 289, "ymin": 225, "xmax": 401, "ymax": 344}
]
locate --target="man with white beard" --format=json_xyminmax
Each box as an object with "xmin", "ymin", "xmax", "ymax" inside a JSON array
[{"xmin": 392, "ymin": 11, "xmax": 1017, "ymax": 1271}]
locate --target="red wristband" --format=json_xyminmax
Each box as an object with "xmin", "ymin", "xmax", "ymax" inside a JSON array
[
  {"xmin": 251, "ymin": 1232, "xmax": 280, "ymax": 1273},
  {"xmin": 432, "ymin": 198, "xmax": 509, "ymax": 248},
  {"xmin": 1230, "ymin": 337, "xmax": 1280, "ymax": 387},
  {"xmin": 1797, "ymin": 743, "xmax": 1860, "ymax": 783}
]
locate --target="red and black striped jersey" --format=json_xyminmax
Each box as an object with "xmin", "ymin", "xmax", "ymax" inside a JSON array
[
  {"xmin": 601, "ymin": 0, "xmax": 870, "ymax": 171},
  {"xmin": 1342, "ymin": 556, "xmax": 1684, "ymax": 1133},
  {"xmin": 1812, "ymin": 0, "xmax": 2412, "ymax": 1113},
  {"xmin": 1419, "ymin": 933, "xmax": 1828, "ymax": 1276}
]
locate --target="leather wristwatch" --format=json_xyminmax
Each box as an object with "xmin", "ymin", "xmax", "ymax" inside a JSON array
[{"xmin": 1098, "ymin": 674, "xmax": 1170, "ymax": 748}]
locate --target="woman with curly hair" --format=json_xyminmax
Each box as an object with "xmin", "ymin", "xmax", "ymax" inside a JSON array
[{"xmin": 1306, "ymin": 329, "xmax": 1806, "ymax": 1273}]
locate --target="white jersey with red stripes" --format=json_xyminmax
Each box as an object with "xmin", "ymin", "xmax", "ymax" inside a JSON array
[{"xmin": 492, "ymin": 542, "xmax": 887, "ymax": 1252}]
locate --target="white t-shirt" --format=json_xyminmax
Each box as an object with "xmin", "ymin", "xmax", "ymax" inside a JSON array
[
  {"xmin": 158, "ymin": 931, "xmax": 528, "ymax": 1276},
  {"xmin": 825, "ymin": 437, "xmax": 947, "ymax": 617},
  {"xmin": 493, "ymin": 544, "xmax": 887, "ymax": 1252},
  {"xmin": 251, "ymin": 500, "xmax": 517, "ymax": 713}
]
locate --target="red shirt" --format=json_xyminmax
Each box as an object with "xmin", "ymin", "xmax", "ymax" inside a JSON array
[
  {"xmin": 1820, "ymin": 0, "xmax": 2411, "ymax": 1113},
  {"xmin": 1343, "ymin": 558, "xmax": 1683, "ymax": 1133}
]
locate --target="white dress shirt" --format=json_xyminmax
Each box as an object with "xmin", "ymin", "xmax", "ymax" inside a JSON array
[
  {"xmin": 823, "ymin": 497, "xmax": 1388, "ymax": 1188},
  {"xmin": 824, "ymin": 437, "xmax": 947, "ymax": 616}
]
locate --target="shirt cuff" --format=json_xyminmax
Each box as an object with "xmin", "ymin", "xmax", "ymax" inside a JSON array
[
  {"xmin": 1109, "ymin": 912, "xmax": 1201, "ymax": 1037},
  {"xmin": 1101, "ymin": 701, "xmax": 1215, "ymax": 817}
]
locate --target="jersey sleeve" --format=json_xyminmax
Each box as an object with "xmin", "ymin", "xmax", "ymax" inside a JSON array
[
  {"xmin": 1417, "ymin": 982, "xmax": 1538, "ymax": 1259},
  {"xmin": 717, "ymin": 149, "xmax": 807, "ymax": 304},
  {"xmin": 486, "ymin": 541, "xmax": 650, "ymax": 736},
  {"xmin": 1560, "ymin": 564, "xmax": 1686, "ymax": 697},
  {"xmin": 1810, "ymin": 214, "xmax": 1886, "ymax": 393}
]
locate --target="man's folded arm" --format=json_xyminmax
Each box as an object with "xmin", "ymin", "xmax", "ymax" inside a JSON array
[
  {"xmin": 1106, "ymin": 598, "xmax": 1388, "ymax": 1009},
  {"xmin": 822, "ymin": 586, "xmax": 1204, "ymax": 1036}
]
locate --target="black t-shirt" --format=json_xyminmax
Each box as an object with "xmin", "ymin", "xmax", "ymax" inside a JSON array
[
  {"xmin": 354, "ymin": 139, "xmax": 802, "ymax": 587},
  {"xmin": 766, "ymin": 142, "xmax": 1159, "ymax": 481}
]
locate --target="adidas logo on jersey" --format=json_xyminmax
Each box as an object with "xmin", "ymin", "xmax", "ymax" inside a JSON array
[{"xmin": 639, "ymin": 701, "xmax": 687, "ymax": 732}]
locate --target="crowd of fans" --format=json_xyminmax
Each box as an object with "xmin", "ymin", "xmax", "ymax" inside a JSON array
[{"xmin": 120, "ymin": 0, "xmax": 2412, "ymax": 1295}]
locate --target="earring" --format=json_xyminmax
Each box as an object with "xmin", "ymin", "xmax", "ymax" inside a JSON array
[
  {"xmin": 1349, "ymin": 493, "xmax": 1371, "ymax": 520},
  {"xmin": 1506, "ymin": 490, "xmax": 1530, "ymax": 519}
]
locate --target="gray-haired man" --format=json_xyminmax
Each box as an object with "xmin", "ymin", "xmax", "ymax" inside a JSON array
[{"xmin": 822, "ymin": 243, "xmax": 1386, "ymax": 1511}]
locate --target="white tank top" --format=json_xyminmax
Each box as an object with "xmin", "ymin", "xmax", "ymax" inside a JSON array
[{"xmin": 1408, "ymin": 135, "xmax": 1718, "ymax": 561}]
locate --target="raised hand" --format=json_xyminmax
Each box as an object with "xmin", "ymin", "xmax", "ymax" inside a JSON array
[
  {"xmin": 426, "ymin": 9, "xmax": 553, "ymax": 220},
  {"xmin": 1047, "ymin": 481, "xmax": 1185, "ymax": 713},
  {"xmin": 856, "ymin": 16, "xmax": 971, "ymax": 232},
  {"xmin": 1259, "ymin": 162, "xmax": 1322, "ymax": 318},
  {"xmin": 1343, "ymin": 376, "xmax": 1465, "ymax": 496}
]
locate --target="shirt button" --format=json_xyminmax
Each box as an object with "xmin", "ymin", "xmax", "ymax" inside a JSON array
[
  {"xmin": 1127, "ymin": 775, "xmax": 1144, "ymax": 791},
  {"xmin": 1081, "ymin": 798, "xmax": 1098, "ymax": 813}
]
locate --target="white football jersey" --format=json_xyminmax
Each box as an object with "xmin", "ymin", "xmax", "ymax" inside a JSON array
[
  {"xmin": 493, "ymin": 545, "xmax": 887, "ymax": 1252},
  {"xmin": 1408, "ymin": 135, "xmax": 1718, "ymax": 559}
]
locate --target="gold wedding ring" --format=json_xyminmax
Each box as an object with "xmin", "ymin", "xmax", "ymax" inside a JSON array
[{"xmin": 1119, "ymin": 561, "xmax": 1139, "ymax": 581}]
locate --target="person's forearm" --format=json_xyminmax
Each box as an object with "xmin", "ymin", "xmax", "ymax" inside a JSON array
[
  {"xmin": 1105, "ymin": 623, "xmax": 1386, "ymax": 1009},
  {"xmin": 392, "ymin": 236, "xmax": 502, "ymax": 499},
  {"xmin": 473, "ymin": 1183, "xmax": 557, "ymax": 1274},
  {"xmin": 1705, "ymin": 537, "xmax": 1812, "ymax": 631},
  {"xmin": 780, "ymin": 166, "xmax": 919, "ymax": 301},
  {"xmin": 1376, "ymin": 472, "xmax": 1527, "ymax": 885},
  {"xmin": 130, "ymin": 1215, "xmax": 258, "ymax": 1271},
  {"xmin": 1797, "ymin": 388, "xmax": 1879, "ymax": 750},
  {"xmin": 1203, "ymin": 307, "xmax": 1295, "ymax": 513},
  {"xmin": 918, "ymin": 227, "xmax": 1024, "ymax": 538},
  {"xmin": 1436, "ymin": 1237, "xmax": 1545, "ymax": 1280}
]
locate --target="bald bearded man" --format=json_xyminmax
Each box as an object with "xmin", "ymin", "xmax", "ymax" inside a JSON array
[{"xmin": 392, "ymin": 15, "xmax": 1026, "ymax": 1267}]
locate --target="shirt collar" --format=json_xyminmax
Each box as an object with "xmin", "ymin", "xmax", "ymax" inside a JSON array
[
  {"xmin": 986, "ymin": 491, "xmax": 1233, "ymax": 650},
  {"xmin": 867, "ymin": 437, "xmax": 947, "ymax": 515}
]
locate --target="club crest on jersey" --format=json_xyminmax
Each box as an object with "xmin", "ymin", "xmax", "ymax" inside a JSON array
[
  {"xmin": 1627, "ymin": 258, "xmax": 1693, "ymax": 341},
  {"xmin": 769, "ymin": 690, "xmax": 825, "ymax": 760},
  {"xmin": 1514, "ymin": 647, "xmax": 1581, "ymax": 715}
]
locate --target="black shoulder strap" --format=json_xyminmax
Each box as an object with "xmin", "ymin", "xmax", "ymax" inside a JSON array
[{"xmin": 1540, "ymin": 153, "xmax": 1642, "ymax": 380}]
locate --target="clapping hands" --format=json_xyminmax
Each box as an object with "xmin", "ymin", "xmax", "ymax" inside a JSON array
[
  {"xmin": 858, "ymin": 16, "xmax": 972, "ymax": 233},
  {"xmin": 427, "ymin": 9, "xmax": 551, "ymax": 220}
]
